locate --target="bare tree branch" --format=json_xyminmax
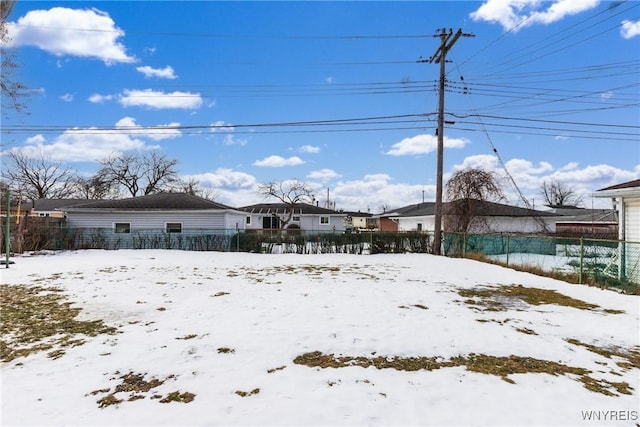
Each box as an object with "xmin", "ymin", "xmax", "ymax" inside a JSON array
[
  {"xmin": 444, "ymin": 168, "xmax": 504, "ymax": 233},
  {"xmin": 1, "ymin": 1, "xmax": 30, "ymax": 118},
  {"xmin": 540, "ymin": 180, "xmax": 582, "ymax": 207},
  {"xmin": 97, "ymin": 152, "xmax": 179, "ymax": 197},
  {"xmin": 2, "ymin": 151, "xmax": 76, "ymax": 199},
  {"xmin": 257, "ymin": 180, "xmax": 315, "ymax": 229}
]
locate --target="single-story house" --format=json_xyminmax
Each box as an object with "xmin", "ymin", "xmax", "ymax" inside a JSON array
[
  {"xmin": 595, "ymin": 179, "xmax": 640, "ymax": 283},
  {"xmin": 550, "ymin": 207, "xmax": 618, "ymax": 238},
  {"xmin": 63, "ymin": 193, "xmax": 248, "ymax": 250},
  {"xmin": 378, "ymin": 200, "xmax": 560, "ymax": 234},
  {"xmin": 240, "ymin": 203, "xmax": 347, "ymax": 233}
]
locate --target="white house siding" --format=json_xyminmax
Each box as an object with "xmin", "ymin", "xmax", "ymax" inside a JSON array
[
  {"xmin": 623, "ymin": 198, "xmax": 640, "ymax": 283},
  {"xmin": 66, "ymin": 210, "xmax": 231, "ymax": 230},
  {"xmin": 397, "ymin": 217, "xmax": 435, "ymax": 232},
  {"xmin": 246, "ymin": 214, "xmax": 346, "ymax": 233},
  {"xmin": 625, "ymin": 199, "xmax": 640, "ymax": 242},
  {"xmin": 397, "ymin": 216, "xmax": 554, "ymax": 234}
]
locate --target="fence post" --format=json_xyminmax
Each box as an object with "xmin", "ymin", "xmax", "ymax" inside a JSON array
[
  {"xmin": 462, "ymin": 232, "xmax": 466, "ymax": 258},
  {"xmin": 579, "ymin": 237, "xmax": 584, "ymax": 284},
  {"xmin": 506, "ymin": 234, "xmax": 510, "ymax": 267}
]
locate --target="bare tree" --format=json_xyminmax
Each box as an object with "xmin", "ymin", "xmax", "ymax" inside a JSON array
[
  {"xmin": 2, "ymin": 151, "xmax": 76, "ymax": 199},
  {"xmin": 72, "ymin": 175, "xmax": 117, "ymax": 199},
  {"xmin": 97, "ymin": 152, "xmax": 179, "ymax": 197},
  {"xmin": 444, "ymin": 168, "xmax": 504, "ymax": 233},
  {"xmin": 257, "ymin": 179, "xmax": 315, "ymax": 229},
  {"xmin": 171, "ymin": 177, "xmax": 220, "ymax": 201},
  {"xmin": 1, "ymin": 0, "xmax": 29, "ymax": 117},
  {"xmin": 540, "ymin": 179, "xmax": 582, "ymax": 207}
]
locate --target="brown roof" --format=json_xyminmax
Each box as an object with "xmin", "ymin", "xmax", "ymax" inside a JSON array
[{"xmin": 597, "ymin": 179, "xmax": 640, "ymax": 191}]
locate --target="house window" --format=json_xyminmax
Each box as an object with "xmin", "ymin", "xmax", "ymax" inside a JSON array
[
  {"xmin": 293, "ymin": 216, "xmax": 300, "ymax": 222},
  {"xmin": 417, "ymin": 223, "xmax": 423, "ymax": 231},
  {"xmin": 245, "ymin": 216, "xmax": 251, "ymax": 225},
  {"xmin": 320, "ymin": 216, "xmax": 330, "ymax": 225},
  {"xmin": 114, "ymin": 223, "xmax": 131, "ymax": 234},
  {"xmin": 166, "ymin": 222, "xmax": 182, "ymax": 233}
]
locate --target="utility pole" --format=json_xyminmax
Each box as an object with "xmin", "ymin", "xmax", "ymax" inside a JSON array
[{"xmin": 420, "ymin": 28, "xmax": 473, "ymax": 255}]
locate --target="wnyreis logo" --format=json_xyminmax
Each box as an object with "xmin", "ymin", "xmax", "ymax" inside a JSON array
[{"xmin": 581, "ymin": 410, "xmax": 638, "ymax": 422}]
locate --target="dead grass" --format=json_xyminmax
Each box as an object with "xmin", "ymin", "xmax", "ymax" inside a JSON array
[
  {"xmin": 293, "ymin": 351, "xmax": 634, "ymax": 396},
  {"xmin": 235, "ymin": 388, "xmax": 260, "ymax": 397},
  {"xmin": 565, "ymin": 338, "xmax": 640, "ymax": 370},
  {"xmin": 91, "ymin": 371, "xmax": 195, "ymax": 407},
  {"xmin": 458, "ymin": 284, "xmax": 615, "ymax": 313},
  {"xmin": 0, "ymin": 284, "xmax": 118, "ymax": 362},
  {"xmin": 464, "ymin": 253, "xmax": 640, "ymax": 295}
]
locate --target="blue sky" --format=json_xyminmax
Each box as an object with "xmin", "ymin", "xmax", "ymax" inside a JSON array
[{"xmin": 2, "ymin": 0, "xmax": 639, "ymax": 211}]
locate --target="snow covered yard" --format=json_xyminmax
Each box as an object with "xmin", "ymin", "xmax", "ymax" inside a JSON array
[{"xmin": 1, "ymin": 250, "xmax": 639, "ymax": 426}]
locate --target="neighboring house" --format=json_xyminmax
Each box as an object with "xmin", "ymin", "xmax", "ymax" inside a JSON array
[
  {"xmin": 550, "ymin": 207, "xmax": 618, "ymax": 238},
  {"xmin": 65, "ymin": 193, "xmax": 246, "ymax": 231},
  {"xmin": 240, "ymin": 203, "xmax": 347, "ymax": 233},
  {"xmin": 342, "ymin": 211, "xmax": 374, "ymax": 232},
  {"xmin": 595, "ymin": 179, "xmax": 640, "ymax": 283},
  {"xmin": 378, "ymin": 200, "xmax": 559, "ymax": 234},
  {"xmin": 24, "ymin": 199, "xmax": 88, "ymax": 218}
]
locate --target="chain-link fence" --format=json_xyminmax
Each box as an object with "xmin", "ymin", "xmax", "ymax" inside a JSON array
[
  {"xmin": 4, "ymin": 221, "xmax": 637, "ymax": 291},
  {"xmin": 443, "ymin": 232, "xmax": 639, "ymax": 291}
]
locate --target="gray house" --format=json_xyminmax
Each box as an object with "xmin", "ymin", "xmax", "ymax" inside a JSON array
[
  {"xmin": 63, "ymin": 193, "xmax": 247, "ymax": 250},
  {"xmin": 383, "ymin": 200, "xmax": 560, "ymax": 234},
  {"xmin": 240, "ymin": 203, "xmax": 347, "ymax": 233}
]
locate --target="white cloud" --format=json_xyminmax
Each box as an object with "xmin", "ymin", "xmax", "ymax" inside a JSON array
[
  {"xmin": 386, "ymin": 134, "xmax": 469, "ymax": 156},
  {"xmin": 621, "ymin": 19, "xmax": 640, "ymax": 39},
  {"xmin": 211, "ymin": 121, "xmax": 235, "ymax": 133},
  {"xmin": 600, "ymin": 91, "xmax": 614, "ymax": 99},
  {"xmin": 452, "ymin": 154, "xmax": 499, "ymax": 172},
  {"xmin": 25, "ymin": 135, "xmax": 46, "ymax": 145},
  {"xmin": 210, "ymin": 121, "xmax": 248, "ymax": 146},
  {"xmin": 118, "ymin": 89, "xmax": 203, "ymax": 110},
  {"xmin": 9, "ymin": 118, "xmax": 189, "ymax": 162},
  {"xmin": 182, "ymin": 169, "xmax": 259, "ymax": 207},
  {"xmin": 59, "ymin": 93, "xmax": 73, "ymax": 102},
  {"xmin": 307, "ymin": 168, "xmax": 341, "ymax": 182},
  {"xmin": 253, "ymin": 155, "xmax": 305, "ymax": 167},
  {"xmin": 300, "ymin": 145, "xmax": 320, "ymax": 154},
  {"xmin": 115, "ymin": 117, "xmax": 181, "ymax": 141},
  {"xmin": 14, "ymin": 130, "xmax": 149, "ymax": 163},
  {"xmin": 7, "ymin": 7, "xmax": 135, "ymax": 64},
  {"xmin": 136, "ymin": 65, "xmax": 177, "ymax": 79},
  {"xmin": 450, "ymin": 154, "xmax": 638, "ymax": 209},
  {"xmin": 332, "ymin": 174, "xmax": 428, "ymax": 212},
  {"xmin": 470, "ymin": 0, "xmax": 600, "ymax": 31},
  {"xmin": 88, "ymin": 93, "xmax": 113, "ymax": 103},
  {"xmin": 186, "ymin": 168, "xmax": 257, "ymax": 190}
]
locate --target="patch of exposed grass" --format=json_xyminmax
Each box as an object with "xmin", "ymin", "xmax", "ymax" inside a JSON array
[
  {"xmin": 212, "ymin": 291, "xmax": 230, "ymax": 297},
  {"xmin": 235, "ymin": 388, "xmax": 260, "ymax": 397},
  {"xmin": 464, "ymin": 252, "xmax": 640, "ymax": 295},
  {"xmin": 91, "ymin": 372, "xmax": 195, "ymax": 408},
  {"xmin": 565, "ymin": 338, "xmax": 640, "ymax": 370},
  {"xmin": 267, "ymin": 365, "xmax": 286, "ymax": 373},
  {"xmin": 217, "ymin": 347, "xmax": 235, "ymax": 354},
  {"xmin": 0, "ymin": 285, "xmax": 118, "ymax": 362},
  {"xmin": 515, "ymin": 327, "xmax": 538, "ymax": 335},
  {"xmin": 293, "ymin": 351, "xmax": 633, "ymax": 396},
  {"xmin": 176, "ymin": 334, "xmax": 198, "ymax": 340},
  {"xmin": 458, "ymin": 284, "xmax": 606, "ymax": 313},
  {"xmin": 160, "ymin": 391, "xmax": 196, "ymax": 403}
]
